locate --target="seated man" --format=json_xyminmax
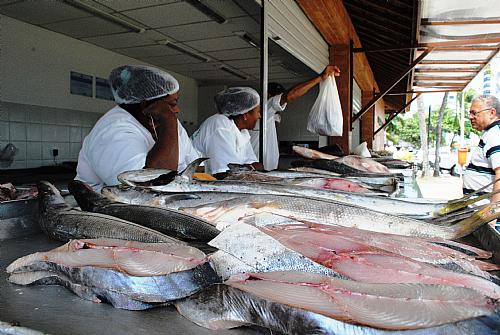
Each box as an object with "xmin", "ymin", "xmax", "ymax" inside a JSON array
[
  {"xmin": 76, "ymin": 65, "xmax": 200, "ymax": 191},
  {"xmin": 192, "ymin": 87, "xmax": 263, "ymax": 178}
]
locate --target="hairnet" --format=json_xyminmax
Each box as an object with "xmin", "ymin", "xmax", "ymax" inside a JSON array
[
  {"xmin": 214, "ymin": 87, "xmax": 260, "ymax": 116},
  {"xmin": 109, "ymin": 65, "xmax": 179, "ymax": 104}
]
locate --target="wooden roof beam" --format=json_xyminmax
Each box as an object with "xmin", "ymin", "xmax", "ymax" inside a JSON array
[
  {"xmin": 415, "ymin": 68, "xmax": 481, "ymax": 73},
  {"xmin": 414, "ymin": 76, "xmax": 475, "ymax": 81},
  {"xmin": 420, "ymin": 60, "xmax": 487, "ymax": 65},
  {"xmin": 414, "ymin": 83, "xmax": 466, "ymax": 87},
  {"xmin": 374, "ymin": 93, "xmax": 421, "ymax": 136},
  {"xmin": 353, "ymin": 48, "xmax": 433, "ymax": 123},
  {"xmin": 421, "ymin": 18, "xmax": 500, "ymax": 25}
]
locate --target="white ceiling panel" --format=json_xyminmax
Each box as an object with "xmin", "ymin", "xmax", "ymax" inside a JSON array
[
  {"xmin": 207, "ymin": 47, "xmax": 260, "ymax": 61},
  {"xmin": 123, "ymin": 2, "xmax": 208, "ymax": 28},
  {"xmin": 223, "ymin": 58, "xmax": 260, "ymax": 69},
  {"xmin": 114, "ymin": 44, "xmax": 180, "ymax": 58},
  {"xmin": 184, "ymin": 36, "xmax": 249, "ymax": 52},
  {"xmin": 144, "ymin": 54, "xmax": 206, "ymax": 66},
  {"xmin": 0, "ymin": 0, "xmax": 90, "ymax": 25},
  {"xmin": 42, "ymin": 16, "xmax": 129, "ymax": 38},
  {"xmin": 81, "ymin": 30, "xmax": 165, "ymax": 49},
  {"xmin": 157, "ymin": 16, "xmax": 259, "ymax": 42},
  {"xmin": 198, "ymin": 0, "xmax": 247, "ymax": 19},
  {"xmin": 94, "ymin": 0, "xmax": 179, "ymax": 12}
]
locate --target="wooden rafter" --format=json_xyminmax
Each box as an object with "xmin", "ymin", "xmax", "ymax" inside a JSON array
[
  {"xmin": 413, "ymin": 83, "xmax": 466, "ymax": 87},
  {"xmin": 418, "ymin": 37, "xmax": 500, "ymax": 47},
  {"xmin": 420, "ymin": 60, "xmax": 487, "ymax": 65},
  {"xmin": 415, "ymin": 68, "xmax": 481, "ymax": 73},
  {"xmin": 374, "ymin": 94, "xmax": 421, "ymax": 136},
  {"xmin": 385, "ymin": 90, "xmax": 460, "ymax": 95},
  {"xmin": 421, "ymin": 18, "xmax": 500, "ymax": 25},
  {"xmin": 414, "ymin": 76, "xmax": 474, "ymax": 81}
]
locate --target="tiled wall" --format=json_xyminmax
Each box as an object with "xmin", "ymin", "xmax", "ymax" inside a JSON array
[{"xmin": 0, "ymin": 101, "xmax": 101, "ymax": 169}]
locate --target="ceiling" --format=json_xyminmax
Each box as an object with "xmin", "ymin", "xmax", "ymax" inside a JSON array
[{"xmin": 0, "ymin": 0, "xmax": 314, "ymax": 86}]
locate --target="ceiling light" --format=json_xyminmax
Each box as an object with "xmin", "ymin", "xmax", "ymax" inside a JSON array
[
  {"xmin": 158, "ymin": 40, "xmax": 210, "ymax": 62},
  {"xmin": 220, "ymin": 66, "xmax": 247, "ymax": 80},
  {"xmin": 63, "ymin": 0, "xmax": 145, "ymax": 33},
  {"xmin": 234, "ymin": 31, "xmax": 260, "ymax": 49},
  {"xmin": 185, "ymin": 0, "xmax": 227, "ymax": 24}
]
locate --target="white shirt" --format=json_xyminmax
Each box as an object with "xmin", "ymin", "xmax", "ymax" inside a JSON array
[
  {"xmin": 464, "ymin": 120, "xmax": 500, "ymax": 192},
  {"xmin": 76, "ymin": 106, "xmax": 200, "ymax": 191},
  {"xmin": 250, "ymin": 94, "xmax": 287, "ymax": 170},
  {"xmin": 191, "ymin": 114, "xmax": 257, "ymax": 175}
]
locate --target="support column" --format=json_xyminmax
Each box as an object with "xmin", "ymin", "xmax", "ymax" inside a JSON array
[
  {"xmin": 329, "ymin": 44, "xmax": 351, "ymax": 155},
  {"xmin": 360, "ymin": 90, "xmax": 374, "ymax": 148}
]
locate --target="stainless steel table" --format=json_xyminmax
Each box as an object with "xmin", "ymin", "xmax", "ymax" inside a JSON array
[{"xmin": 0, "ymin": 234, "xmax": 266, "ymax": 335}]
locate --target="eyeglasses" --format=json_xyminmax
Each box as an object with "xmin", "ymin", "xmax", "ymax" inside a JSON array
[{"xmin": 468, "ymin": 108, "xmax": 491, "ymax": 117}]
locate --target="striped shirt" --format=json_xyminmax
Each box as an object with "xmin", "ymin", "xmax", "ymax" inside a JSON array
[{"xmin": 463, "ymin": 120, "xmax": 500, "ymax": 192}]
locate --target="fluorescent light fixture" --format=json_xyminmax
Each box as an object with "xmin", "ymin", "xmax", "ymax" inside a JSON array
[
  {"xmin": 234, "ymin": 31, "xmax": 260, "ymax": 49},
  {"xmin": 185, "ymin": 0, "xmax": 227, "ymax": 24},
  {"xmin": 220, "ymin": 66, "xmax": 247, "ymax": 80},
  {"xmin": 63, "ymin": 0, "xmax": 145, "ymax": 33},
  {"xmin": 157, "ymin": 40, "xmax": 210, "ymax": 62}
]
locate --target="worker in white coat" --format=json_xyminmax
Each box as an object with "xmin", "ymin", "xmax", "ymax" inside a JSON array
[
  {"xmin": 192, "ymin": 87, "xmax": 263, "ymax": 178},
  {"xmin": 250, "ymin": 65, "xmax": 340, "ymax": 170},
  {"xmin": 76, "ymin": 65, "xmax": 200, "ymax": 191}
]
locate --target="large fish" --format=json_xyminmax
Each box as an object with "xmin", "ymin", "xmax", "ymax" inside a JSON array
[
  {"xmin": 209, "ymin": 223, "xmax": 500, "ymax": 299},
  {"xmin": 176, "ymin": 271, "xmax": 499, "ymax": 334},
  {"xmin": 7, "ymin": 239, "xmax": 220, "ymax": 310},
  {"xmin": 181, "ymin": 194, "xmax": 498, "ymax": 240},
  {"xmin": 37, "ymin": 181, "xmax": 181, "ymax": 243},
  {"xmin": 68, "ymin": 180, "xmax": 219, "ymax": 242}
]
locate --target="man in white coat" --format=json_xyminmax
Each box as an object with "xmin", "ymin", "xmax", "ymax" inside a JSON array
[
  {"xmin": 250, "ymin": 65, "xmax": 340, "ymax": 170},
  {"xmin": 76, "ymin": 65, "xmax": 200, "ymax": 191},
  {"xmin": 192, "ymin": 87, "xmax": 263, "ymax": 178}
]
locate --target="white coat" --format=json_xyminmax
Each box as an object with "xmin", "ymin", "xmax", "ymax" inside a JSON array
[
  {"xmin": 191, "ymin": 114, "xmax": 257, "ymax": 175},
  {"xmin": 76, "ymin": 106, "xmax": 200, "ymax": 191}
]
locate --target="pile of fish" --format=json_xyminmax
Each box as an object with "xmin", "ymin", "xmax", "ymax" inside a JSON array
[
  {"xmin": 7, "ymin": 238, "xmax": 219, "ymax": 310},
  {"xmin": 4, "ymin": 160, "xmax": 500, "ymax": 334},
  {"xmin": 0, "ymin": 182, "xmax": 38, "ymax": 202}
]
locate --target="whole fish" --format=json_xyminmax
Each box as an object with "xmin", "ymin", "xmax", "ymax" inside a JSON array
[
  {"xmin": 182, "ymin": 194, "xmax": 498, "ymax": 240},
  {"xmin": 8, "ymin": 239, "xmax": 219, "ymax": 309},
  {"xmin": 292, "ymin": 145, "xmax": 338, "ymax": 160},
  {"xmin": 176, "ymin": 271, "xmax": 499, "ymax": 334},
  {"xmin": 68, "ymin": 180, "xmax": 219, "ymax": 242},
  {"xmin": 37, "ymin": 181, "xmax": 181, "ymax": 243},
  {"xmin": 209, "ymin": 223, "xmax": 500, "ymax": 299}
]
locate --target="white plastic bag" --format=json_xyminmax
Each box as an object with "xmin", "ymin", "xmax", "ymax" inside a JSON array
[
  {"xmin": 353, "ymin": 142, "xmax": 371, "ymax": 158},
  {"xmin": 307, "ymin": 76, "xmax": 343, "ymax": 136}
]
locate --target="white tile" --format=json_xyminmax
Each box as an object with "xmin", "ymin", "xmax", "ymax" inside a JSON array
[
  {"xmin": 27, "ymin": 108, "xmax": 42, "ymax": 123},
  {"xmin": 9, "ymin": 109, "xmax": 27, "ymax": 122},
  {"xmin": 26, "ymin": 124, "xmax": 42, "ymax": 141},
  {"xmin": 70, "ymin": 142, "xmax": 82, "ymax": 159},
  {"xmin": 27, "ymin": 160, "xmax": 42, "ymax": 168},
  {"xmin": 56, "ymin": 142, "xmax": 70, "ymax": 160},
  {"xmin": 0, "ymin": 121, "xmax": 9, "ymax": 141},
  {"xmin": 42, "ymin": 125, "xmax": 58, "ymax": 142},
  {"xmin": 70, "ymin": 127, "xmax": 81, "ymax": 143},
  {"xmin": 27, "ymin": 142, "xmax": 42, "ymax": 160},
  {"xmin": 0, "ymin": 108, "xmax": 8, "ymax": 121},
  {"xmin": 69, "ymin": 110, "xmax": 81, "ymax": 126},
  {"xmin": 7, "ymin": 160, "xmax": 26, "ymax": 169},
  {"xmin": 41, "ymin": 110, "xmax": 57, "ymax": 124},
  {"xmin": 43, "ymin": 142, "xmax": 69, "ymax": 160},
  {"xmin": 55, "ymin": 126, "xmax": 69, "ymax": 142},
  {"xmin": 56, "ymin": 109, "xmax": 71, "ymax": 125},
  {"xmin": 11, "ymin": 141, "xmax": 26, "ymax": 160},
  {"xmin": 81, "ymin": 127, "xmax": 92, "ymax": 140},
  {"xmin": 10, "ymin": 122, "xmax": 26, "ymax": 141},
  {"xmin": 42, "ymin": 142, "xmax": 57, "ymax": 160}
]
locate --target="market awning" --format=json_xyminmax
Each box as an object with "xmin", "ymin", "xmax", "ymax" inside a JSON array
[{"xmin": 413, "ymin": 0, "xmax": 500, "ymax": 93}]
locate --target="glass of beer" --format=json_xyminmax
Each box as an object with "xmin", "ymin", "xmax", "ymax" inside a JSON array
[{"xmin": 458, "ymin": 147, "xmax": 468, "ymax": 166}]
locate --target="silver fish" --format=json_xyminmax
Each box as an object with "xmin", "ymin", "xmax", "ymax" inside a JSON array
[
  {"xmin": 37, "ymin": 181, "xmax": 181, "ymax": 244},
  {"xmin": 176, "ymin": 272, "xmax": 499, "ymax": 334},
  {"xmin": 183, "ymin": 194, "xmax": 499, "ymax": 240},
  {"xmin": 68, "ymin": 180, "xmax": 219, "ymax": 242}
]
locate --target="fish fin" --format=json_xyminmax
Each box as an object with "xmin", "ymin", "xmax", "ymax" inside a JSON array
[
  {"xmin": 178, "ymin": 157, "xmax": 209, "ymax": 181},
  {"xmin": 450, "ymin": 202, "xmax": 500, "ymax": 239},
  {"xmin": 439, "ymin": 189, "xmax": 500, "ymax": 216}
]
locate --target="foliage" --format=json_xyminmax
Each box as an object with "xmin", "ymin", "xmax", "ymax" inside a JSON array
[{"xmin": 386, "ymin": 89, "xmax": 481, "ymax": 148}]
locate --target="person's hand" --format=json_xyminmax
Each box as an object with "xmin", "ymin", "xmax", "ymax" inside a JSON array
[
  {"xmin": 142, "ymin": 99, "xmax": 177, "ymax": 123},
  {"xmin": 321, "ymin": 65, "xmax": 341, "ymax": 80}
]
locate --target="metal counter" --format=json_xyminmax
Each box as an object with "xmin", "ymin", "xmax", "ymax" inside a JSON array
[{"xmin": 0, "ymin": 234, "xmax": 266, "ymax": 335}]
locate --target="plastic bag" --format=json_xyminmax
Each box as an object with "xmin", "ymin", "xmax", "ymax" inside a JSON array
[
  {"xmin": 307, "ymin": 76, "xmax": 343, "ymax": 136},
  {"xmin": 353, "ymin": 142, "xmax": 371, "ymax": 158}
]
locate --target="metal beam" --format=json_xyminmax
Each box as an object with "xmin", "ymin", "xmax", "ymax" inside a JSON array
[
  {"xmin": 259, "ymin": 0, "xmax": 269, "ymax": 164},
  {"xmin": 352, "ymin": 48, "xmax": 432, "ymax": 123},
  {"xmin": 374, "ymin": 93, "xmax": 421, "ymax": 136}
]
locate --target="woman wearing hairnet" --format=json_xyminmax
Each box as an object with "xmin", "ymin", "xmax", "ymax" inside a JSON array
[
  {"xmin": 75, "ymin": 65, "xmax": 200, "ymax": 191},
  {"xmin": 192, "ymin": 87, "xmax": 263, "ymax": 178}
]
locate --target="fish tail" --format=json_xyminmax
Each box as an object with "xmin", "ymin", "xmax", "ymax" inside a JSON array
[
  {"xmin": 68, "ymin": 180, "xmax": 113, "ymax": 212},
  {"xmin": 450, "ymin": 202, "xmax": 500, "ymax": 239}
]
